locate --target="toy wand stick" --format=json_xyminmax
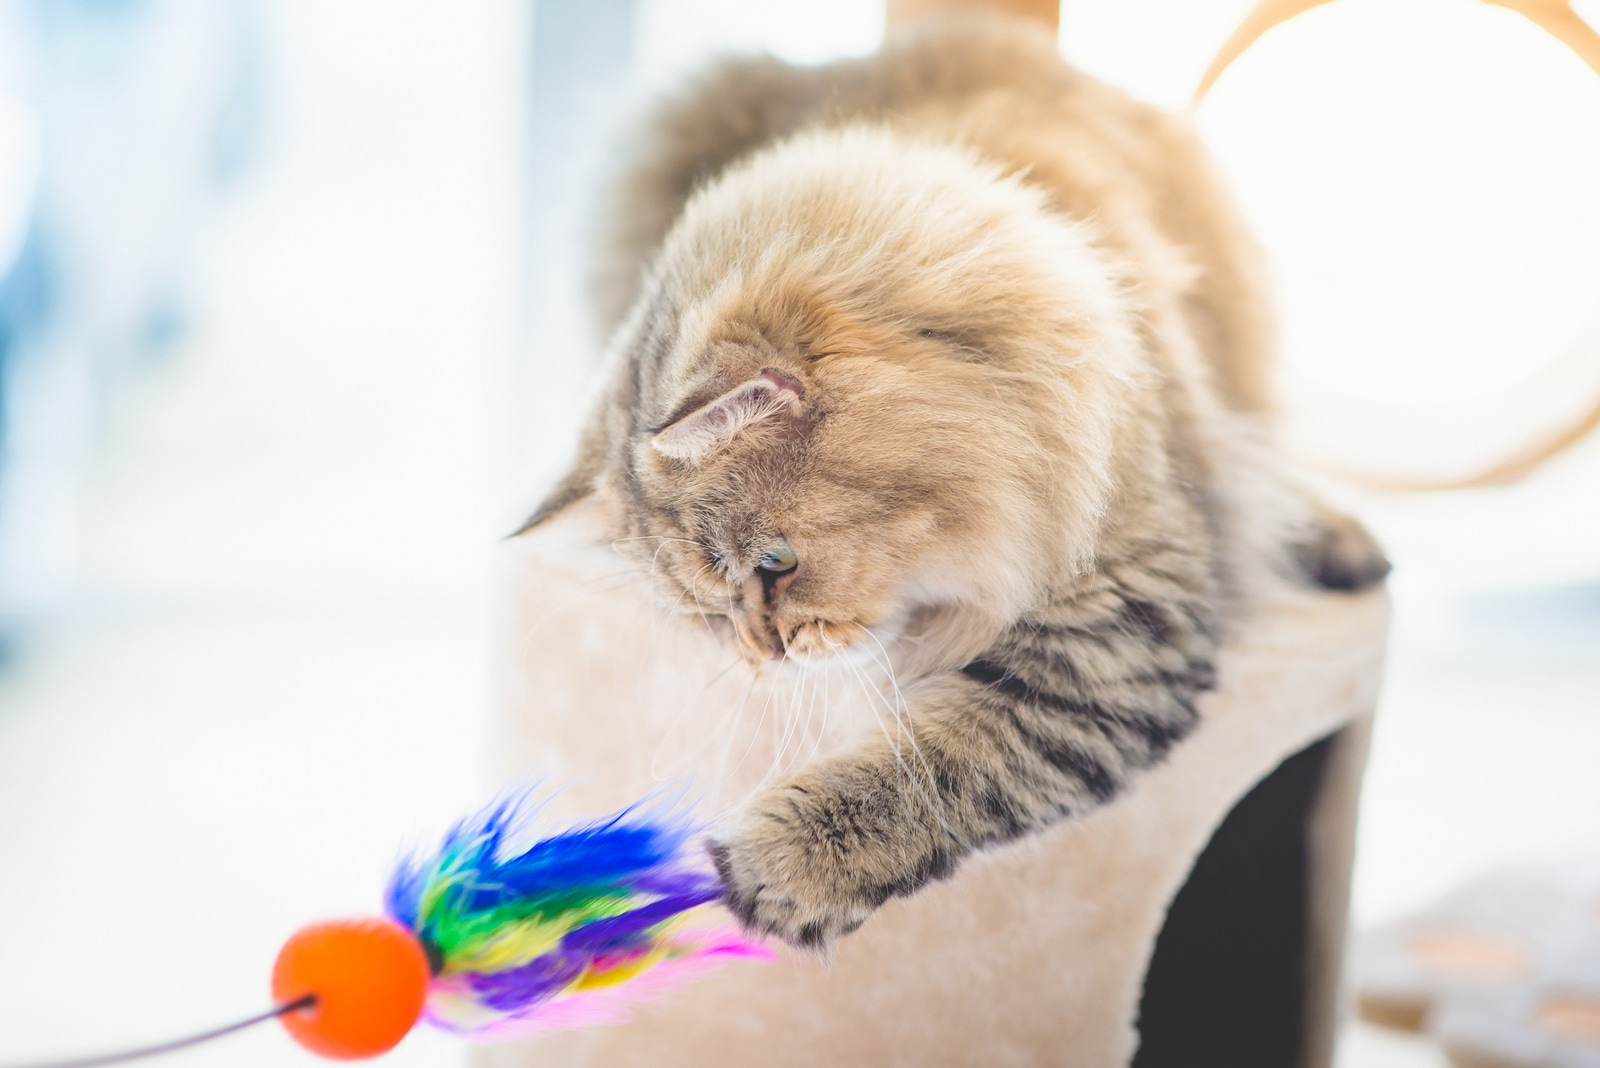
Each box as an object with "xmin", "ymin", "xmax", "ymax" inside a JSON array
[
  {"xmin": 6, "ymin": 997, "xmax": 314, "ymax": 1068},
  {"xmin": 2, "ymin": 792, "xmax": 768, "ymax": 1067}
]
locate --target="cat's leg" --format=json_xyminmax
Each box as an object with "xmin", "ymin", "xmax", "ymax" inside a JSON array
[{"xmin": 710, "ymin": 583, "xmax": 1216, "ymax": 948}]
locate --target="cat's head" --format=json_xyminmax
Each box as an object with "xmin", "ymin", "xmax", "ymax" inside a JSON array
[{"xmin": 526, "ymin": 127, "xmax": 1146, "ymax": 671}]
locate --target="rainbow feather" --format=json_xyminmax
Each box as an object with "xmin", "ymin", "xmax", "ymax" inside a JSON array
[{"xmin": 384, "ymin": 792, "xmax": 770, "ymax": 1036}]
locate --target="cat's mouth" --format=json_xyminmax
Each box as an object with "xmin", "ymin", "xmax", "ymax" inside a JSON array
[
  {"xmin": 780, "ymin": 617, "xmax": 904, "ymax": 671},
  {"xmin": 779, "ymin": 619, "xmax": 871, "ymax": 668},
  {"xmin": 699, "ymin": 611, "xmax": 893, "ymax": 671}
]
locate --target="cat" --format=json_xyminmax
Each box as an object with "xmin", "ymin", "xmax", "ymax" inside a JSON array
[{"xmin": 519, "ymin": 11, "xmax": 1388, "ymax": 951}]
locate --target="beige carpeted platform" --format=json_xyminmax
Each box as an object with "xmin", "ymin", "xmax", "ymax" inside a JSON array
[{"xmin": 478, "ymin": 502, "xmax": 1390, "ymax": 1068}]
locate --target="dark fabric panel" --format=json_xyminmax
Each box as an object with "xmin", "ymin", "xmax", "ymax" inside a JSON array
[{"xmin": 1132, "ymin": 732, "xmax": 1335, "ymax": 1068}]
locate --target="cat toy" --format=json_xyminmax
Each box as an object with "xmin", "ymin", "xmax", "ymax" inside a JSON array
[{"xmin": 14, "ymin": 794, "xmax": 768, "ymax": 1067}]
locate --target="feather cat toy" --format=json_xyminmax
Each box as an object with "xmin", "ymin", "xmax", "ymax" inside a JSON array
[{"xmin": 14, "ymin": 794, "xmax": 768, "ymax": 1067}]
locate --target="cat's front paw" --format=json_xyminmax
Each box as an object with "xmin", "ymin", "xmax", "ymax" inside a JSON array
[{"xmin": 708, "ymin": 784, "xmax": 895, "ymax": 950}]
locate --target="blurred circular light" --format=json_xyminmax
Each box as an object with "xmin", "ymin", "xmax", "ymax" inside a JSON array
[{"xmin": 1197, "ymin": 0, "xmax": 1600, "ymax": 489}]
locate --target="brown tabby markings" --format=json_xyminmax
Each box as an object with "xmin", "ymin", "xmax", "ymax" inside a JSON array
[{"xmin": 524, "ymin": 14, "xmax": 1388, "ymax": 948}]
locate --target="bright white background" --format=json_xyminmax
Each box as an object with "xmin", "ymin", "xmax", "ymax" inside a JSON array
[{"xmin": 0, "ymin": 2, "xmax": 1597, "ymax": 1067}]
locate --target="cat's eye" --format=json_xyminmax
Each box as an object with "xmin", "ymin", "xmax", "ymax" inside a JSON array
[{"xmin": 757, "ymin": 541, "xmax": 797, "ymax": 574}]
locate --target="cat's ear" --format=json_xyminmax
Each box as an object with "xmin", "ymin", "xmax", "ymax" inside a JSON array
[{"xmin": 650, "ymin": 367, "xmax": 805, "ymax": 463}]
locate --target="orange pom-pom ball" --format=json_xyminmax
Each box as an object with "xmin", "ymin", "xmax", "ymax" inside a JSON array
[{"xmin": 272, "ymin": 917, "xmax": 431, "ymax": 1060}]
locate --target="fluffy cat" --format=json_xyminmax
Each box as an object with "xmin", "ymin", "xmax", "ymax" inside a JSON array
[{"xmin": 520, "ymin": 12, "xmax": 1388, "ymax": 950}]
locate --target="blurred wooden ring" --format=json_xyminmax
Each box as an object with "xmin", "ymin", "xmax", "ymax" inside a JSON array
[{"xmin": 1194, "ymin": 0, "xmax": 1600, "ymax": 491}]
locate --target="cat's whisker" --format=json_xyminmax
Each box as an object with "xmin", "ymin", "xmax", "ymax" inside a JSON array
[
  {"xmin": 768, "ymin": 668, "xmax": 800, "ymax": 785},
  {"xmin": 684, "ymin": 563, "xmax": 728, "ymax": 647},
  {"xmin": 702, "ymin": 653, "xmax": 747, "ymax": 691},
  {"xmin": 803, "ymin": 655, "xmax": 833, "ymax": 767},
  {"xmin": 709, "ymin": 669, "xmax": 762, "ymax": 813},
  {"xmin": 645, "ymin": 538, "xmax": 673, "ymax": 591},
  {"xmin": 631, "ymin": 534, "xmax": 724, "ymax": 648},
  {"xmin": 658, "ymin": 566, "xmax": 704, "ymax": 620},
  {"xmin": 610, "ymin": 535, "xmax": 707, "ymax": 549},
  {"xmin": 752, "ymin": 657, "xmax": 802, "ymax": 793},
  {"xmin": 823, "ymin": 625, "xmax": 916, "ymax": 792},
  {"xmin": 639, "ymin": 543, "xmax": 708, "ymax": 643},
  {"xmin": 851, "ymin": 628, "xmax": 947, "ymax": 825},
  {"xmin": 730, "ymin": 650, "xmax": 792, "ymax": 797},
  {"xmin": 801, "ymin": 661, "xmax": 825, "ymax": 764},
  {"xmin": 761, "ymin": 654, "xmax": 806, "ymax": 786},
  {"xmin": 635, "ymin": 561, "xmax": 748, "ymax": 792},
  {"xmin": 648, "ymin": 653, "xmax": 749, "ymax": 782},
  {"xmin": 775, "ymin": 659, "xmax": 814, "ymax": 776},
  {"xmin": 783, "ymin": 664, "xmax": 810, "ymax": 775}
]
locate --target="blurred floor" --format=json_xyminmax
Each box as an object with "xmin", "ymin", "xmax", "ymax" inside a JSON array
[{"xmin": 1339, "ymin": 1021, "xmax": 1454, "ymax": 1068}]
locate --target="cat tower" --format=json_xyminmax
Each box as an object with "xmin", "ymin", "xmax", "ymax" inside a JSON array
[
  {"xmin": 481, "ymin": 2, "xmax": 1394, "ymax": 1066},
  {"xmin": 482, "ymin": 507, "xmax": 1387, "ymax": 1068}
]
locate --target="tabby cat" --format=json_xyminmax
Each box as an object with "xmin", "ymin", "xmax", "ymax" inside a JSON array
[{"xmin": 520, "ymin": 12, "xmax": 1388, "ymax": 950}]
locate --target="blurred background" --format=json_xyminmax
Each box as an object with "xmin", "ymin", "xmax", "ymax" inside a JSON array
[{"xmin": 0, "ymin": 1, "xmax": 1596, "ymax": 1065}]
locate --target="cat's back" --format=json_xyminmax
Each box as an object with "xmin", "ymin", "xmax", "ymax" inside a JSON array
[{"xmin": 594, "ymin": 12, "xmax": 1273, "ymax": 413}]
